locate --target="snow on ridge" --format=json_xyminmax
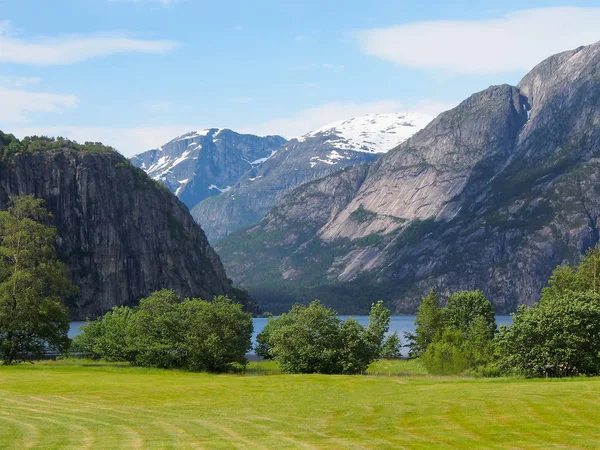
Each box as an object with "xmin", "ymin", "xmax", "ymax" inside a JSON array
[
  {"xmin": 302, "ymin": 112, "xmax": 432, "ymax": 154},
  {"xmin": 250, "ymin": 148, "xmax": 279, "ymax": 165},
  {"xmin": 208, "ymin": 184, "xmax": 231, "ymax": 193}
]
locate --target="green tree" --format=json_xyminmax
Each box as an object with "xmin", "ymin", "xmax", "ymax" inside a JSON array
[
  {"xmin": 72, "ymin": 306, "xmax": 133, "ymax": 361},
  {"xmin": 177, "ymin": 295, "xmax": 253, "ymax": 372},
  {"xmin": 444, "ymin": 290, "xmax": 496, "ymax": 337},
  {"xmin": 268, "ymin": 301, "xmax": 343, "ymax": 374},
  {"xmin": 406, "ymin": 289, "xmax": 443, "ymax": 357},
  {"xmin": 422, "ymin": 328, "xmax": 471, "ymax": 375},
  {"xmin": 541, "ymin": 247, "xmax": 600, "ymax": 301},
  {"xmin": 76, "ymin": 289, "xmax": 253, "ymax": 372},
  {"xmin": 497, "ymin": 291, "xmax": 600, "ymax": 377},
  {"xmin": 255, "ymin": 313, "xmax": 294, "ymax": 359},
  {"xmin": 379, "ymin": 332, "xmax": 402, "ymax": 359},
  {"xmin": 0, "ymin": 196, "xmax": 75, "ymax": 364},
  {"xmin": 265, "ymin": 300, "xmax": 392, "ymax": 374},
  {"xmin": 126, "ymin": 289, "xmax": 184, "ymax": 369}
]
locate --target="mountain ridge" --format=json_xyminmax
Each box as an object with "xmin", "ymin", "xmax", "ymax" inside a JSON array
[
  {"xmin": 191, "ymin": 112, "xmax": 432, "ymax": 242},
  {"xmin": 215, "ymin": 41, "xmax": 600, "ymax": 314}
]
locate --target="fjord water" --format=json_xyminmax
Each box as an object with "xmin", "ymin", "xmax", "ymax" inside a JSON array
[{"xmin": 69, "ymin": 315, "xmax": 513, "ymax": 355}]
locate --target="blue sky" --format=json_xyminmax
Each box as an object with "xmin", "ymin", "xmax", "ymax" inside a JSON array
[{"xmin": 1, "ymin": 0, "xmax": 599, "ymax": 155}]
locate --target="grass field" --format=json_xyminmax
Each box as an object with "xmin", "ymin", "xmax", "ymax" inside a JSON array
[{"xmin": 1, "ymin": 360, "xmax": 600, "ymax": 449}]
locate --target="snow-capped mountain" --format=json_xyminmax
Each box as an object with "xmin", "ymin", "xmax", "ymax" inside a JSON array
[
  {"xmin": 191, "ymin": 112, "xmax": 432, "ymax": 242},
  {"xmin": 130, "ymin": 128, "xmax": 286, "ymax": 209},
  {"xmin": 301, "ymin": 112, "xmax": 431, "ymax": 154}
]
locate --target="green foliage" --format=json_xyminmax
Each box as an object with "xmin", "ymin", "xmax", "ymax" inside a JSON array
[
  {"xmin": 379, "ymin": 332, "xmax": 403, "ymax": 359},
  {"xmin": 422, "ymin": 328, "xmax": 471, "ymax": 375},
  {"xmin": 0, "ymin": 133, "xmax": 115, "ymax": 165},
  {"xmin": 444, "ymin": 290, "xmax": 496, "ymax": 336},
  {"xmin": 422, "ymin": 316, "xmax": 497, "ymax": 375},
  {"xmin": 498, "ymin": 249, "xmax": 600, "ymax": 377},
  {"xmin": 406, "ymin": 289, "xmax": 443, "ymax": 357},
  {"xmin": 541, "ymin": 247, "xmax": 600, "ymax": 301},
  {"xmin": 268, "ymin": 300, "xmax": 343, "ymax": 374},
  {"xmin": 497, "ymin": 291, "xmax": 600, "ymax": 377},
  {"xmin": 263, "ymin": 300, "xmax": 392, "ymax": 374},
  {"xmin": 75, "ymin": 289, "xmax": 253, "ymax": 372},
  {"xmin": 407, "ymin": 289, "xmax": 497, "ymax": 374},
  {"xmin": 72, "ymin": 306, "xmax": 133, "ymax": 361},
  {"xmin": 176, "ymin": 296, "xmax": 253, "ymax": 372},
  {"xmin": 0, "ymin": 196, "xmax": 75, "ymax": 364}
]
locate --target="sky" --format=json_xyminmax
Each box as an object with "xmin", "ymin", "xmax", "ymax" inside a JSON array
[{"xmin": 1, "ymin": 0, "xmax": 599, "ymax": 156}]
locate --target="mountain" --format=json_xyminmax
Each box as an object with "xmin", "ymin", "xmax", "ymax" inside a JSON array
[
  {"xmin": 130, "ymin": 129, "xmax": 286, "ymax": 209},
  {"xmin": 0, "ymin": 134, "xmax": 255, "ymax": 320},
  {"xmin": 191, "ymin": 113, "xmax": 431, "ymax": 242},
  {"xmin": 215, "ymin": 42, "xmax": 600, "ymax": 314}
]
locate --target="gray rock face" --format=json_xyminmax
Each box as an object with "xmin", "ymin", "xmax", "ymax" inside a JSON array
[
  {"xmin": 191, "ymin": 113, "xmax": 430, "ymax": 242},
  {"xmin": 216, "ymin": 42, "xmax": 600, "ymax": 314},
  {"xmin": 130, "ymin": 129, "xmax": 286, "ymax": 210},
  {"xmin": 0, "ymin": 148, "xmax": 239, "ymax": 320}
]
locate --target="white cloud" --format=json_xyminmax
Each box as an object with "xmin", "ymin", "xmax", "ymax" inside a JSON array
[
  {"xmin": 0, "ymin": 75, "xmax": 41, "ymax": 87},
  {"xmin": 357, "ymin": 7, "xmax": 600, "ymax": 74},
  {"xmin": 0, "ymin": 21, "xmax": 179, "ymax": 66},
  {"xmin": 9, "ymin": 125, "xmax": 201, "ymax": 157},
  {"xmin": 242, "ymin": 100, "xmax": 403, "ymax": 138},
  {"xmin": 0, "ymin": 87, "xmax": 78, "ymax": 123}
]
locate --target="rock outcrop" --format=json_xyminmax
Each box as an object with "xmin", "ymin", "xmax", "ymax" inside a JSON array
[
  {"xmin": 216, "ymin": 42, "xmax": 600, "ymax": 314},
  {"xmin": 0, "ymin": 139, "xmax": 250, "ymax": 319}
]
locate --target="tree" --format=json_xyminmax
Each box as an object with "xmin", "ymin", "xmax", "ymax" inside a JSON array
[
  {"xmin": 379, "ymin": 332, "xmax": 402, "ymax": 359},
  {"xmin": 0, "ymin": 196, "xmax": 75, "ymax": 364},
  {"xmin": 72, "ymin": 306, "xmax": 133, "ymax": 361},
  {"xmin": 497, "ymin": 291, "xmax": 600, "ymax": 377},
  {"xmin": 444, "ymin": 290, "xmax": 496, "ymax": 337},
  {"xmin": 268, "ymin": 301, "xmax": 343, "ymax": 374},
  {"xmin": 75, "ymin": 289, "xmax": 253, "ymax": 372},
  {"xmin": 422, "ymin": 328, "xmax": 471, "ymax": 375},
  {"xmin": 541, "ymin": 247, "xmax": 600, "ymax": 301},
  {"xmin": 265, "ymin": 300, "xmax": 392, "ymax": 374},
  {"xmin": 177, "ymin": 295, "xmax": 253, "ymax": 372},
  {"xmin": 406, "ymin": 289, "xmax": 443, "ymax": 357},
  {"xmin": 127, "ymin": 289, "xmax": 183, "ymax": 369},
  {"xmin": 255, "ymin": 313, "xmax": 294, "ymax": 359}
]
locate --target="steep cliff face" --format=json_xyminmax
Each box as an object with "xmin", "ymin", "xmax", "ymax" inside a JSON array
[
  {"xmin": 0, "ymin": 142, "xmax": 245, "ymax": 319},
  {"xmin": 192, "ymin": 113, "xmax": 430, "ymax": 242},
  {"xmin": 216, "ymin": 42, "xmax": 600, "ymax": 314},
  {"xmin": 130, "ymin": 129, "xmax": 286, "ymax": 209}
]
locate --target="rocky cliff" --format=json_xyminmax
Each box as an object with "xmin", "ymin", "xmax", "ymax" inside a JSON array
[
  {"xmin": 0, "ymin": 136, "xmax": 250, "ymax": 319},
  {"xmin": 130, "ymin": 129, "xmax": 286, "ymax": 209},
  {"xmin": 216, "ymin": 42, "xmax": 600, "ymax": 314},
  {"xmin": 191, "ymin": 113, "xmax": 431, "ymax": 242}
]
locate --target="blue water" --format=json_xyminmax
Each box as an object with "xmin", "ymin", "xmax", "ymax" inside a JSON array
[{"xmin": 69, "ymin": 315, "xmax": 513, "ymax": 355}]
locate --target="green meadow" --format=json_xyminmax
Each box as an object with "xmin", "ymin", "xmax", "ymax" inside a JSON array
[{"xmin": 1, "ymin": 359, "xmax": 600, "ymax": 449}]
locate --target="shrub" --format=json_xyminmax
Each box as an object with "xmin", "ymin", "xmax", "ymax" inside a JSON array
[
  {"xmin": 74, "ymin": 290, "xmax": 253, "ymax": 372},
  {"xmin": 72, "ymin": 306, "xmax": 133, "ymax": 361},
  {"xmin": 497, "ymin": 291, "xmax": 600, "ymax": 377},
  {"xmin": 264, "ymin": 300, "xmax": 392, "ymax": 374}
]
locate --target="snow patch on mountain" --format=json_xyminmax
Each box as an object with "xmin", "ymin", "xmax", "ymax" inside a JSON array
[
  {"xmin": 209, "ymin": 184, "xmax": 231, "ymax": 193},
  {"xmin": 301, "ymin": 112, "xmax": 432, "ymax": 154}
]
